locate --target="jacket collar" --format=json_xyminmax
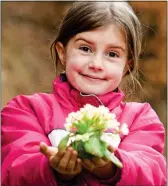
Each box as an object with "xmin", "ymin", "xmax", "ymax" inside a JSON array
[{"xmin": 53, "ymin": 75, "xmax": 124, "ymax": 111}]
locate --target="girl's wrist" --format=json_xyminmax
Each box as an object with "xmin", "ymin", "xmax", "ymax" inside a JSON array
[
  {"xmin": 92, "ymin": 162, "xmax": 117, "ymax": 179},
  {"xmin": 52, "ymin": 168, "xmax": 76, "ymax": 181},
  {"xmin": 56, "ymin": 172, "xmax": 75, "ymax": 181}
]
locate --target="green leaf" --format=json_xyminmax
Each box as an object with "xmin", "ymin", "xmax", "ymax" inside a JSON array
[
  {"xmin": 84, "ymin": 135, "xmax": 106, "ymax": 157},
  {"xmin": 104, "ymin": 149, "xmax": 123, "ymax": 168},
  {"xmin": 71, "ymin": 140, "xmax": 94, "ymax": 159},
  {"xmin": 75, "ymin": 132, "xmax": 94, "ymax": 142},
  {"xmin": 58, "ymin": 134, "xmax": 69, "ymax": 152}
]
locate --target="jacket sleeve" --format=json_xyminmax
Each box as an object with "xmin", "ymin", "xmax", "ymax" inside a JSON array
[
  {"xmin": 115, "ymin": 103, "xmax": 166, "ymax": 185},
  {"xmin": 72, "ymin": 103, "xmax": 166, "ymax": 186},
  {"xmin": 2, "ymin": 96, "xmax": 60, "ymax": 186}
]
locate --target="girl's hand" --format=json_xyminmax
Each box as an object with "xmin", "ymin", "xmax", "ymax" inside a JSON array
[
  {"xmin": 82, "ymin": 145, "xmax": 117, "ymax": 179},
  {"xmin": 82, "ymin": 157, "xmax": 117, "ymax": 179},
  {"xmin": 40, "ymin": 142, "xmax": 82, "ymax": 180}
]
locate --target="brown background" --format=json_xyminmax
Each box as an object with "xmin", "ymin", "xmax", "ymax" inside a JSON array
[{"xmin": 1, "ymin": 2, "xmax": 167, "ymax": 155}]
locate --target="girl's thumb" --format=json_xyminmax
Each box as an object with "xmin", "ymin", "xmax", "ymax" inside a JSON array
[
  {"xmin": 108, "ymin": 145, "xmax": 117, "ymax": 152},
  {"xmin": 40, "ymin": 142, "xmax": 58, "ymax": 157}
]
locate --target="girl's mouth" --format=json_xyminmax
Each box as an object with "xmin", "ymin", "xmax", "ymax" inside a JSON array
[{"xmin": 80, "ymin": 73, "xmax": 105, "ymax": 81}]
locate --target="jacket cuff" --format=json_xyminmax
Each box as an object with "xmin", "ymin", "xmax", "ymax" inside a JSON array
[{"xmin": 114, "ymin": 148, "xmax": 132, "ymax": 185}]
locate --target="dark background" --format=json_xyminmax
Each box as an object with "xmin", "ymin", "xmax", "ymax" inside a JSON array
[{"xmin": 1, "ymin": 2, "xmax": 167, "ymax": 155}]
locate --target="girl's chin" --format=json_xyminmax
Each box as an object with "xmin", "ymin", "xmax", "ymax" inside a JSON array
[{"xmin": 77, "ymin": 87, "xmax": 108, "ymax": 95}]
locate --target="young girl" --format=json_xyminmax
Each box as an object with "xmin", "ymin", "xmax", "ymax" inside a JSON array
[{"xmin": 1, "ymin": 2, "xmax": 166, "ymax": 186}]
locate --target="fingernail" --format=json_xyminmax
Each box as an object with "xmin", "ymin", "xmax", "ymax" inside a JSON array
[
  {"xmin": 68, "ymin": 147, "xmax": 73, "ymax": 151},
  {"xmin": 77, "ymin": 158, "xmax": 81, "ymax": 163},
  {"xmin": 73, "ymin": 150, "xmax": 77, "ymax": 155}
]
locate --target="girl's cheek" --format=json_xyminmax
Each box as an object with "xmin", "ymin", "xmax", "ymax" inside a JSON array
[
  {"xmin": 106, "ymin": 68, "xmax": 123, "ymax": 79},
  {"xmin": 66, "ymin": 60, "xmax": 81, "ymax": 72}
]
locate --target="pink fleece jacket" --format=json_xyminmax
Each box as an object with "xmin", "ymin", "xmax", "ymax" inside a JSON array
[{"xmin": 1, "ymin": 75, "xmax": 166, "ymax": 186}]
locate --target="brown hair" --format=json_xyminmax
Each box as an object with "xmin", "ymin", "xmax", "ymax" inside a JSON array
[{"xmin": 51, "ymin": 2, "xmax": 143, "ymax": 100}]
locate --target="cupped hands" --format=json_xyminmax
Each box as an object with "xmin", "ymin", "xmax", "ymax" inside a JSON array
[{"xmin": 40, "ymin": 142, "xmax": 82, "ymax": 180}]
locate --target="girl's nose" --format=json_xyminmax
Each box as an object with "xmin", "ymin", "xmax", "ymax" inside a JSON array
[{"xmin": 88, "ymin": 56, "xmax": 104, "ymax": 72}]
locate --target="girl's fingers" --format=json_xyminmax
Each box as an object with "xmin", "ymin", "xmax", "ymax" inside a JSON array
[
  {"xmin": 40, "ymin": 144, "xmax": 82, "ymax": 175},
  {"xmin": 92, "ymin": 157, "xmax": 108, "ymax": 167},
  {"xmin": 40, "ymin": 142, "xmax": 58, "ymax": 157},
  {"xmin": 40, "ymin": 142, "xmax": 47, "ymax": 154},
  {"xmin": 82, "ymin": 159, "xmax": 95, "ymax": 171},
  {"xmin": 66, "ymin": 150, "xmax": 78, "ymax": 172},
  {"xmin": 74, "ymin": 158, "xmax": 82, "ymax": 173},
  {"xmin": 57, "ymin": 147, "xmax": 73, "ymax": 170},
  {"xmin": 49, "ymin": 150, "xmax": 65, "ymax": 169},
  {"xmin": 108, "ymin": 145, "xmax": 117, "ymax": 152}
]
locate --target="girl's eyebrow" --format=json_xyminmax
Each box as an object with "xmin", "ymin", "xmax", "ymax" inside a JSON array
[
  {"xmin": 74, "ymin": 37, "xmax": 94, "ymax": 45},
  {"xmin": 74, "ymin": 36, "xmax": 126, "ymax": 52},
  {"xmin": 107, "ymin": 45, "xmax": 126, "ymax": 52}
]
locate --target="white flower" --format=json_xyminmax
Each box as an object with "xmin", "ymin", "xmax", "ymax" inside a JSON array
[
  {"xmin": 66, "ymin": 111, "xmax": 83, "ymax": 124},
  {"xmin": 87, "ymin": 110, "xmax": 97, "ymax": 119},
  {"xmin": 60, "ymin": 104, "xmax": 127, "ymax": 168},
  {"xmin": 74, "ymin": 111, "xmax": 84, "ymax": 121},
  {"xmin": 67, "ymin": 135, "xmax": 76, "ymax": 146},
  {"xmin": 64, "ymin": 122, "xmax": 73, "ymax": 131},
  {"xmin": 120, "ymin": 123, "xmax": 129, "ymax": 135},
  {"xmin": 98, "ymin": 105, "xmax": 110, "ymax": 115},
  {"xmin": 100, "ymin": 133, "xmax": 121, "ymax": 149},
  {"xmin": 80, "ymin": 104, "xmax": 97, "ymax": 119},
  {"xmin": 66, "ymin": 112, "xmax": 75, "ymax": 123},
  {"xmin": 108, "ymin": 113, "xmax": 116, "ymax": 120},
  {"xmin": 64, "ymin": 104, "xmax": 128, "ymax": 137},
  {"xmin": 106, "ymin": 119, "xmax": 120, "ymax": 129},
  {"xmin": 80, "ymin": 104, "xmax": 94, "ymax": 114}
]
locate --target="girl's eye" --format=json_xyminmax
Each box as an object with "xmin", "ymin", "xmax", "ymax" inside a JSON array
[
  {"xmin": 107, "ymin": 51, "xmax": 119, "ymax": 58},
  {"xmin": 79, "ymin": 46, "xmax": 92, "ymax": 53}
]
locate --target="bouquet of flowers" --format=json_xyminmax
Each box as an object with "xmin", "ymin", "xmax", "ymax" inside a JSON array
[{"xmin": 58, "ymin": 104, "xmax": 129, "ymax": 168}]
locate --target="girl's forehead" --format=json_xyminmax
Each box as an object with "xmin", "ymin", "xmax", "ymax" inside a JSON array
[{"xmin": 73, "ymin": 24, "xmax": 127, "ymax": 48}]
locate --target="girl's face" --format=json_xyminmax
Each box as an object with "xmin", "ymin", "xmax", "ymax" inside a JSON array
[{"xmin": 56, "ymin": 24, "xmax": 129, "ymax": 95}]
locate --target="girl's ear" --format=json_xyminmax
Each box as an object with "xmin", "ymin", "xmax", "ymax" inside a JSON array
[
  {"xmin": 123, "ymin": 60, "xmax": 132, "ymax": 76},
  {"xmin": 55, "ymin": 42, "xmax": 65, "ymax": 66}
]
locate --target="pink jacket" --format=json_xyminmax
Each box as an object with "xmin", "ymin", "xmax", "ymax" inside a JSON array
[{"xmin": 1, "ymin": 75, "xmax": 166, "ymax": 186}]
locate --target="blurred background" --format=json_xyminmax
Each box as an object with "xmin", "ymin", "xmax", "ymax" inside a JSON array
[{"xmin": 1, "ymin": 2, "xmax": 167, "ymax": 155}]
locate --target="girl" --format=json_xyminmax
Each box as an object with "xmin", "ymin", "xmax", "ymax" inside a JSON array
[{"xmin": 1, "ymin": 2, "xmax": 166, "ymax": 186}]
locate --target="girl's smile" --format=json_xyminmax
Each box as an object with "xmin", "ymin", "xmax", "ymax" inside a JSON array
[
  {"xmin": 80, "ymin": 73, "xmax": 106, "ymax": 81},
  {"xmin": 56, "ymin": 24, "xmax": 129, "ymax": 95}
]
